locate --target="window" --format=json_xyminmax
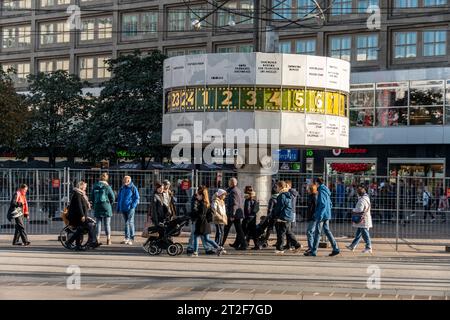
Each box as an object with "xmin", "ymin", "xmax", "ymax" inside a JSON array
[
  {"xmin": 2, "ymin": 25, "xmax": 31, "ymax": 49},
  {"xmin": 272, "ymin": 0, "xmax": 292, "ymax": 19},
  {"xmin": 350, "ymin": 84, "xmax": 375, "ymax": 127},
  {"xmin": 297, "ymin": 0, "xmax": 315, "ymax": 15},
  {"xmin": 3, "ymin": 0, "xmax": 31, "ymax": 11},
  {"xmin": 394, "ymin": 0, "xmax": 418, "ymax": 7},
  {"xmin": 40, "ymin": 21, "xmax": 70, "ymax": 45},
  {"xmin": 38, "ymin": 58, "xmax": 70, "ymax": 73},
  {"xmin": 167, "ymin": 5, "xmax": 206, "ymax": 32},
  {"xmin": 40, "ymin": 0, "xmax": 71, "ymax": 7},
  {"xmin": 80, "ymin": 16, "xmax": 112, "ymax": 42},
  {"xmin": 357, "ymin": 0, "xmax": 379, "ymax": 12},
  {"xmin": 423, "ymin": 30, "xmax": 446, "ymax": 56},
  {"xmin": 122, "ymin": 11, "xmax": 158, "ymax": 40},
  {"xmin": 279, "ymin": 41, "xmax": 291, "ymax": 53},
  {"xmin": 329, "ymin": 36, "xmax": 351, "ymax": 61},
  {"xmin": 296, "ymin": 38, "xmax": 316, "ymax": 55},
  {"xmin": 409, "ymin": 80, "xmax": 444, "ymax": 125},
  {"xmin": 1, "ymin": 61, "xmax": 30, "ymax": 85},
  {"xmin": 79, "ymin": 55, "xmax": 111, "ymax": 80},
  {"xmin": 166, "ymin": 48, "xmax": 206, "ymax": 57},
  {"xmin": 217, "ymin": 0, "xmax": 253, "ymax": 26},
  {"xmin": 424, "ymin": 0, "xmax": 446, "ymax": 5},
  {"xmin": 394, "ymin": 32, "xmax": 417, "ymax": 58},
  {"xmin": 216, "ymin": 44, "xmax": 253, "ymax": 53},
  {"xmin": 376, "ymin": 82, "xmax": 408, "ymax": 126},
  {"xmin": 356, "ymin": 34, "xmax": 378, "ymax": 61},
  {"xmin": 332, "ymin": 0, "xmax": 352, "ymax": 15}
]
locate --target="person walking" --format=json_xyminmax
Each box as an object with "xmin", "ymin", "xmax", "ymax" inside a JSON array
[
  {"xmin": 7, "ymin": 184, "xmax": 30, "ymax": 246},
  {"xmin": 273, "ymin": 181, "xmax": 301, "ymax": 254},
  {"xmin": 162, "ymin": 180, "xmax": 177, "ymax": 220},
  {"xmin": 423, "ymin": 186, "xmax": 436, "ymax": 222},
  {"xmin": 285, "ymin": 180, "xmax": 301, "ymax": 250},
  {"xmin": 190, "ymin": 186, "xmax": 224, "ymax": 256},
  {"xmin": 117, "ymin": 176, "xmax": 140, "ymax": 245},
  {"xmin": 212, "ymin": 188, "xmax": 228, "ymax": 249},
  {"xmin": 91, "ymin": 173, "xmax": 115, "ymax": 245},
  {"xmin": 304, "ymin": 183, "xmax": 318, "ymax": 254},
  {"xmin": 243, "ymin": 190, "xmax": 260, "ymax": 250},
  {"xmin": 305, "ymin": 177, "xmax": 340, "ymax": 257},
  {"xmin": 263, "ymin": 186, "xmax": 279, "ymax": 243},
  {"xmin": 335, "ymin": 177, "xmax": 346, "ymax": 222},
  {"xmin": 222, "ymin": 178, "xmax": 247, "ymax": 250},
  {"xmin": 66, "ymin": 181, "xmax": 99, "ymax": 250},
  {"xmin": 346, "ymin": 185, "xmax": 373, "ymax": 254},
  {"xmin": 438, "ymin": 188, "xmax": 448, "ymax": 223}
]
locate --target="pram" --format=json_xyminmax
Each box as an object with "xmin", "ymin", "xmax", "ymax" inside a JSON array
[
  {"xmin": 254, "ymin": 215, "xmax": 275, "ymax": 248},
  {"xmin": 143, "ymin": 215, "xmax": 190, "ymax": 256}
]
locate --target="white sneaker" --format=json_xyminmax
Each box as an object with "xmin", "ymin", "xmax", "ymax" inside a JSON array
[
  {"xmin": 362, "ymin": 248, "xmax": 372, "ymax": 254},
  {"xmin": 191, "ymin": 252, "xmax": 199, "ymax": 257},
  {"xmin": 127, "ymin": 240, "xmax": 133, "ymax": 245},
  {"xmin": 346, "ymin": 244, "xmax": 355, "ymax": 252},
  {"xmin": 275, "ymin": 250, "xmax": 285, "ymax": 254},
  {"xmin": 121, "ymin": 239, "xmax": 129, "ymax": 244}
]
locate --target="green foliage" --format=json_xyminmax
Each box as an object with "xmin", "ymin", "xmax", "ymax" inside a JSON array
[
  {"xmin": 16, "ymin": 70, "xmax": 92, "ymax": 167},
  {"xmin": 0, "ymin": 68, "xmax": 28, "ymax": 151},
  {"xmin": 81, "ymin": 50, "xmax": 170, "ymax": 167}
]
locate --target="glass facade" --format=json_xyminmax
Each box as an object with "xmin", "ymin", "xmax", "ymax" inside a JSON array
[{"xmin": 350, "ymin": 80, "xmax": 450, "ymax": 127}]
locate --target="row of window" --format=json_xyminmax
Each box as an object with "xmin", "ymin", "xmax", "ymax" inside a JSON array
[
  {"xmin": 1, "ymin": 55, "xmax": 110, "ymax": 84},
  {"xmin": 272, "ymin": 0, "xmax": 447, "ymax": 18},
  {"xmin": 1, "ymin": 0, "xmax": 95, "ymax": 10},
  {"xmin": 279, "ymin": 30, "xmax": 447, "ymax": 62},
  {"xmin": 350, "ymin": 80, "xmax": 450, "ymax": 126}
]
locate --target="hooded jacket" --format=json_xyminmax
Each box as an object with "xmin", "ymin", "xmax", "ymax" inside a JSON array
[
  {"xmin": 117, "ymin": 182, "xmax": 140, "ymax": 213},
  {"xmin": 314, "ymin": 184, "xmax": 332, "ymax": 221},
  {"xmin": 273, "ymin": 190, "xmax": 294, "ymax": 222},
  {"xmin": 91, "ymin": 181, "xmax": 115, "ymax": 218}
]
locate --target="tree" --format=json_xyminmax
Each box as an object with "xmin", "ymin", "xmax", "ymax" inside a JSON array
[
  {"xmin": 82, "ymin": 50, "xmax": 170, "ymax": 168},
  {"xmin": 17, "ymin": 70, "xmax": 92, "ymax": 167},
  {"xmin": 0, "ymin": 68, "xmax": 29, "ymax": 152}
]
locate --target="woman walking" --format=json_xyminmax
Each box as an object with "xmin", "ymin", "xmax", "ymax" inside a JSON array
[
  {"xmin": 305, "ymin": 183, "xmax": 318, "ymax": 254},
  {"xmin": 212, "ymin": 188, "xmax": 227, "ymax": 249},
  {"xmin": 67, "ymin": 181, "xmax": 99, "ymax": 250},
  {"xmin": 347, "ymin": 185, "xmax": 373, "ymax": 254},
  {"xmin": 243, "ymin": 190, "xmax": 260, "ymax": 250},
  {"xmin": 191, "ymin": 186, "xmax": 224, "ymax": 256},
  {"xmin": 7, "ymin": 184, "xmax": 30, "ymax": 246},
  {"xmin": 91, "ymin": 173, "xmax": 115, "ymax": 245}
]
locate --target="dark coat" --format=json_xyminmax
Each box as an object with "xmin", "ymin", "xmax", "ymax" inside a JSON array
[
  {"xmin": 244, "ymin": 199, "xmax": 260, "ymax": 219},
  {"xmin": 306, "ymin": 193, "xmax": 317, "ymax": 222},
  {"xmin": 267, "ymin": 194, "xmax": 279, "ymax": 218},
  {"xmin": 226, "ymin": 186, "xmax": 244, "ymax": 219},
  {"xmin": 151, "ymin": 193, "xmax": 167, "ymax": 225},
  {"xmin": 273, "ymin": 191, "xmax": 294, "ymax": 222},
  {"xmin": 192, "ymin": 199, "xmax": 211, "ymax": 236},
  {"xmin": 67, "ymin": 190, "xmax": 90, "ymax": 227}
]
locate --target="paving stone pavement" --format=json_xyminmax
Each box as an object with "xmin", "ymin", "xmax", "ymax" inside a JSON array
[{"xmin": 1, "ymin": 235, "xmax": 450, "ymax": 300}]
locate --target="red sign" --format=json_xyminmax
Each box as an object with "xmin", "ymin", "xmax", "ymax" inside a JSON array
[
  {"xmin": 180, "ymin": 180, "xmax": 191, "ymax": 191},
  {"xmin": 333, "ymin": 148, "xmax": 368, "ymax": 156},
  {"xmin": 447, "ymin": 188, "xmax": 450, "ymax": 198},
  {"xmin": 52, "ymin": 179, "xmax": 60, "ymax": 188}
]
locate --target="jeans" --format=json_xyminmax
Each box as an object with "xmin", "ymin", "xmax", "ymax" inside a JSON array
[
  {"xmin": 187, "ymin": 222, "xmax": 213, "ymax": 251},
  {"xmin": 350, "ymin": 228, "xmax": 372, "ymax": 249},
  {"xmin": 285, "ymin": 222, "xmax": 297, "ymax": 247},
  {"xmin": 306, "ymin": 220, "xmax": 317, "ymax": 250},
  {"xmin": 12, "ymin": 216, "xmax": 29, "ymax": 244},
  {"xmin": 193, "ymin": 234, "xmax": 219, "ymax": 253},
  {"xmin": 96, "ymin": 217, "xmax": 111, "ymax": 237},
  {"xmin": 215, "ymin": 224, "xmax": 224, "ymax": 246},
  {"xmin": 311, "ymin": 220, "xmax": 339, "ymax": 255},
  {"xmin": 275, "ymin": 221, "xmax": 299, "ymax": 251},
  {"xmin": 68, "ymin": 220, "xmax": 96, "ymax": 246},
  {"xmin": 122, "ymin": 209, "xmax": 136, "ymax": 240}
]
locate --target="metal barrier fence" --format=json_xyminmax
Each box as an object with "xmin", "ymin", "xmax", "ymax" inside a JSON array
[{"xmin": 1, "ymin": 168, "xmax": 449, "ymax": 247}]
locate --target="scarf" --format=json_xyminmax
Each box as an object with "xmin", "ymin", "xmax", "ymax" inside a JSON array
[
  {"xmin": 74, "ymin": 188, "xmax": 91, "ymax": 210},
  {"xmin": 16, "ymin": 190, "xmax": 29, "ymax": 215}
]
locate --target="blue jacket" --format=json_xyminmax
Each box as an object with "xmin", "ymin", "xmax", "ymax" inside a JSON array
[
  {"xmin": 314, "ymin": 184, "xmax": 332, "ymax": 221},
  {"xmin": 273, "ymin": 192, "xmax": 294, "ymax": 222},
  {"xmin": 117, "ymin": 182, "xmax": 140, "ymax": 212}
]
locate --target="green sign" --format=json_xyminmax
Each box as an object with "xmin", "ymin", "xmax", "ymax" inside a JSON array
[
  {"xmin": 117, "ymin": 150, "xmax": 135, "ymax": 159},
  {"xmin": 306, "ymin": 150, "xmax": 314, "ymax": 157}
]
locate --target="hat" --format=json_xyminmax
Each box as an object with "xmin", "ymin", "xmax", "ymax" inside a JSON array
[
  {"xmin": 216, "ymin": 188, "xmax": 227, "ymax": 197},
  {"xmin": 162, "ymin": 180, "xmax": 171, "ymax": 186}
]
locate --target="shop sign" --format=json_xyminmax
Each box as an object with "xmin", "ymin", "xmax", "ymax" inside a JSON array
[
  {"xmin": 279, "ymin": 162, "xmax": 301, "ymax": 171},
  {"xmin": 180, "ymin": 180, "xmax": 191, "ymax": 191},
  {"xmin": 306, "ymin": 150, "xmax": 314, "ymax": 157},
  {"xmin": 278, "ymin": 149, "xmax": 299, "ymax": 162},
  {"xmin": 332, "ymin": 148, "xmax": 368, "ymax": 156},
  {"xmin": 52, "ymin": 179, "xmax": 60, "ymax": 189}
]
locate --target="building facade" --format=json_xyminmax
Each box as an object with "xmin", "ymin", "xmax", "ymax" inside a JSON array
[{"xmin": 1, "ymin": 0, "xmax": 449, "ymax": 176}]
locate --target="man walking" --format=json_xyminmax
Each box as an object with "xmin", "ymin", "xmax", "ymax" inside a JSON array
[
  {"xmin": 222, "ymin": 178, "xmax": 247, "ymax": 250},
  {"xmin": 305, "ymin": 177, "xmax": 340, "ymax": 257},
  {"xmin": 117, "ymin": 176, "xmax": 140, "ymax": 245}
]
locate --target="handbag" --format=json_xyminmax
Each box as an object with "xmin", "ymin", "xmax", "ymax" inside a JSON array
[
  {"xmin": 11, "ymin": 207, "xmax": 24, "ymax": 219},
  {"xmin": 352, "ymin": 198, "xmax": 370, "ymax": 224}
]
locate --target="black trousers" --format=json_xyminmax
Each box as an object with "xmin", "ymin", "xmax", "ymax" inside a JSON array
[
  {"xmin": 222, "ymin": 218, "xmax": 247, "ymax": 248},
  {"xmin": 275, "ymin": 221, "xmax": 299, "ymax": 251},
  {"xmin": 13, "ymin": 216, "xmax": 29, "ymax": 244},
  {"xmin": 68, "ymin": 221, "xmax": 96, "ymax": 246}
]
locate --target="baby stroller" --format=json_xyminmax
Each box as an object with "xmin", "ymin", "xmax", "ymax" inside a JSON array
[
  {"xmin": 143, "ymin": 215, "xmax": 190, "ymax": 256},
  {"xmin": 254, "ymin": 215, "xmax": 275, "ymax": 248}
]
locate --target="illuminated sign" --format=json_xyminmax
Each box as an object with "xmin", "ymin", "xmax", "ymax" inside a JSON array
[{"xmin": 278, "ymin": 149, "xmax": 299, "ymax": 162}]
